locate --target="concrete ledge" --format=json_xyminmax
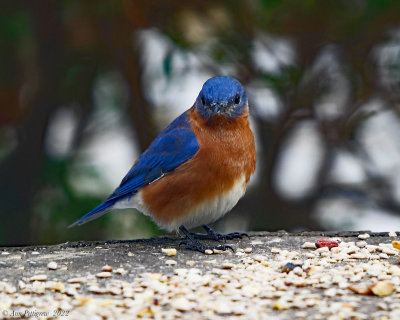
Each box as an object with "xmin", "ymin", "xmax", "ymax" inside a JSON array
[{"xmin": 1, "ymin": 231, "xmax": 399, "ymax": 319}]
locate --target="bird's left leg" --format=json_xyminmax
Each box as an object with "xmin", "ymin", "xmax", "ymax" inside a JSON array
[
  {"xmin": 179, "ymin": 226, "xmax": 233, "ymax": 253},
  {"xmin": 190, "ymin": 225, "xmax": 249, "ymax": 241},
  {"xmin": 202, "ymin": 225, "xmax": 249, "ymax": 241}
]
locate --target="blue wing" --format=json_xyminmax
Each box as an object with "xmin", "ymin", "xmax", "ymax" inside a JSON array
[{"xmin": 69, "ymin": 110, "xmax": 199, "ymax": 227}]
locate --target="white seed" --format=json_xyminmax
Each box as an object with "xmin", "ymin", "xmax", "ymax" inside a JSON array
[
  {"xmin": 273, "ymin": 300, "xmax": 290, "ymax": 310},
  {"xmin": 242, "ymin": 284, "xmax": 261, "ymax": 296},
  {"xmin": 29, "ymin": 275, "xmax": 47, "ymax": 282},
  {"xmin": 205, "ymin": 249, "xmax": 213, "ymax": 255},
  {"xmin": 47, "ymin": 261, "xmax": 58, "ymax": 270},
  {"xmin": 324, "ymin": 288, "xmax": 337, "ymax": 297},
  {"xmin": 204, "ymin": 259, "xmax": 217, "ymax": 264},
  {"xmin": 67, "ymin": 277, "xmax": 86, "ymax": 283},
  {"xmin": 96, "ymin": 272, "xmax": 112, "ymax": 278},
  {"xmin": 253, "ymin": 255, "xmax": 265, "ymax": 262},
  {"xmin": 302, "ymin": 242, "xmax": 316, "ymax": 249},
  {"xmin": 293, "ymin": 266, "xmax": 303, "ymax": 276},
  {"xmin": 46, "ymin": 281, "xmax": 65, "ymax": 292},
  {"xmin": 165, "ymin": 259, "xmax": 177, "ymax": 266},
  {"xmin": 356, "ymin": 241, "xmax": 367, "ymax": 248},
  {"xmin": 316, "ymin": 247, "xmax": 330, "ymax": 254},
  {"xmin": 214, "ymin": 302, "xmax": 233, "ymax": 315},
  {"xmin": 344, "ymin": 246, "xmax": 359, "ymax": 255},
  {"xmin": 114, "ymin": 268, "xmax": 127, "ymax": 275},
  {"xmin": 102, "ymin": 265, "xmax": 113, "ymax": 272},
  {"xmin": 244, "ymin": 247, "xmax": 253, "ymax": 253},
  {"xmin": 389, "ymin": 265, "xmax": 400, "ymax": 275},
  {"xmin": 351, "ymin": 253, "xmax": 366, "ymax": 259},
  {"xmin": 18, "ymin": 281, "xmax": 26, "ymax": 290},
  {"xmin": 330, "ymin": 247, "xmax": 340, "ymax": 254},
  {"xmin": 88, "ymin": 285, "xmax": 105, "ymax": 294},
  {"xmin": 173, "ymin": 297, "xmax": 192, "ymax": 311},
  {"xmin": 379, "ymin": 253, "xmax": 389, "ymax": 259},
  {"xmin": 221, "ymin": 262, "xmax": 234, "ymax": 269},
  {"xmin": 381, "ymin": 247, "xmax": 396, "ymax": 255},
  {"xmin": 161, "ymin": 248, "xmax": 177, "ymax": 256},
  {"xmin": 369, "ymin": 254, "xmax": 380, "ymax": 260},
  {"xmin": 213, "ymin": 249, "xmax": 224, "ymax": 254},
  {"xmin": 65, "ymin": 287, "xmax": 77, "ymax": 296},
  {"xmin": 186, "ymin": 260, "xmax": 195, "ymax": 266},
  {"xmin": 358, "ymin": 233, "xmax": 370, "ymax": 240},
  {"xmin": 122, "ymin": 288, "xmax": 134, "ymax": 298},
  {"xmin": 377, "ymin": 302, "xmax": 388, "ymax": 310}
]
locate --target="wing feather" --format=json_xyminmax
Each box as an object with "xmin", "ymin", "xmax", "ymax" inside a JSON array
[{"xmin": 70, "ymin": 110, "xmax": 199, "ymax": 227}]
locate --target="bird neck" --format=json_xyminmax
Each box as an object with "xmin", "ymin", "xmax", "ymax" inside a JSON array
[{"xmin": 190, "ymin": 106, "xmax": 250, "ymax": 131}]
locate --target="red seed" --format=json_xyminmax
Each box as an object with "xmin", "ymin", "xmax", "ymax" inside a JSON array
[{"xmin": 315, "ymin": 238, "xmax": 339, "ymax": 249}]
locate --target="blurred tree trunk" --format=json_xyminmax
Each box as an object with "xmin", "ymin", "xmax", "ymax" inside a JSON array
[
  {"xmin": 0, "ymin": 0, "xmax": 63, "ymax": 245},
  {"xmin": 98, "ymin": 11, "xmax": 158, "ymax": 151}
]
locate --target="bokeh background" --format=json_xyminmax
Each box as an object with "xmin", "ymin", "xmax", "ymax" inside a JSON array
[{"xmin": 2, "ymin": 0, "xmax": 400, "ymax": 246}]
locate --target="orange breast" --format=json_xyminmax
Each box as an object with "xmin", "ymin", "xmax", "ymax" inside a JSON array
[{"xmin": 141, "ymin": 107, "xmax": 256, "ymax": 226}]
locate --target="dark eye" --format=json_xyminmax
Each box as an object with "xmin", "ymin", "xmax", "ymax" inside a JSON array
[
  {"xmin": 234, "ymin": 94, "xmax": 241, "ymax": 104},
  {"xmin": 201, "ymin": 95, "xmax": 206, "ymax": 105}
]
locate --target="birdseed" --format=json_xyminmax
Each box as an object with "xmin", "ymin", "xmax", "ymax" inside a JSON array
[
  {"xmin": 2, "ymin": 233, "xmax": 400, "ymax": 319},
  {"xmin": 102, "ymin": 265, "xmax": 113, "ymax": 272},
  {"xmin": 162, "ymin": 248, "xmax": 177, "ymax": 256},
  {"xmin": 47, "ymin": 261, "xmax": 58, "ymax": 270}
]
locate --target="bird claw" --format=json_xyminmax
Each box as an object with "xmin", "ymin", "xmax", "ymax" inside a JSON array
[
  {"xmin": 191, "ymin": 230, "xmax": 249, "ymax": 242},
  {"xmin": 217, "ymin": 232, "xmax": 250, "ymax": 241}
]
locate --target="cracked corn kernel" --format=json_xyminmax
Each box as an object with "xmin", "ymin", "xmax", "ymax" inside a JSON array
[{"xmin": 392, "ymin": 241, "xmax": 400, "ymax": 250}]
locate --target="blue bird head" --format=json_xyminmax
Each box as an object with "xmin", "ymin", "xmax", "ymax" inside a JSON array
[{"xmin": 195, "ymin": 76, "xmax": 248, "ymax": 120}]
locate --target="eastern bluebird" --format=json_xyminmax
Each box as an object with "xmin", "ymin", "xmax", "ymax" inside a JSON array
[{"xmin": 70, "ymin": 76, "xmax": 256, "ymax": 252}]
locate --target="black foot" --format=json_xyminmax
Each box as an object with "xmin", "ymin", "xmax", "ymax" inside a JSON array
[
  {"xmin": 190, "ymin": 225, "xmax": 249, "ymax": 241},
  {"xmin": 179, "ymin": 226, "xmax": 234, "ymax": 253}
]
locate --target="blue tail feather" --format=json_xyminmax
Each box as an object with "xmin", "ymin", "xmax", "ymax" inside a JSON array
[{"xmin": 68, "ymin": 200, "xmax": 116, "ymax": 228}]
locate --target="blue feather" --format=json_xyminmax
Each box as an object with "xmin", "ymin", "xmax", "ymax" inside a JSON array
[
  {"xmin": 70, "ymin": 110, "xmax": 199, "ymax": 227},
  {"xmin": 68, "ymin": 200, "xmax": 116, "ymax": 227}
]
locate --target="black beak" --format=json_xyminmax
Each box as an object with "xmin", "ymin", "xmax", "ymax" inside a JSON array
[{"xmin": 212, "ymin": 103, "xmax": 226, "ymax": 114}]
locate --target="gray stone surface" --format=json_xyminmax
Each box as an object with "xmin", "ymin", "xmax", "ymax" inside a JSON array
[
  {"xmin": 0, "ymin": 231, "xmax": 400, "ymax": 319},
  {"xmin": 0, "ymin": 231, "xmax": 388, "ymax": 279}
]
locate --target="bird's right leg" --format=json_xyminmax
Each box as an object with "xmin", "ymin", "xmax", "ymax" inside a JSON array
[{"xmin": 178, "ymin": 225, "xmax": 233, "ymax": 253}]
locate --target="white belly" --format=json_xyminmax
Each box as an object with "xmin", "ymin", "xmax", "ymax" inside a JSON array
[{"xmin": 112, "ymin": 174, "xmax": 247, "ymax": 231}]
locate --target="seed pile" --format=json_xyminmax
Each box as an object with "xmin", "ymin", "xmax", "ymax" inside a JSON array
[{"xmin": 1, "ymin": 233, "xmax": 400, "ymax": 319}]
